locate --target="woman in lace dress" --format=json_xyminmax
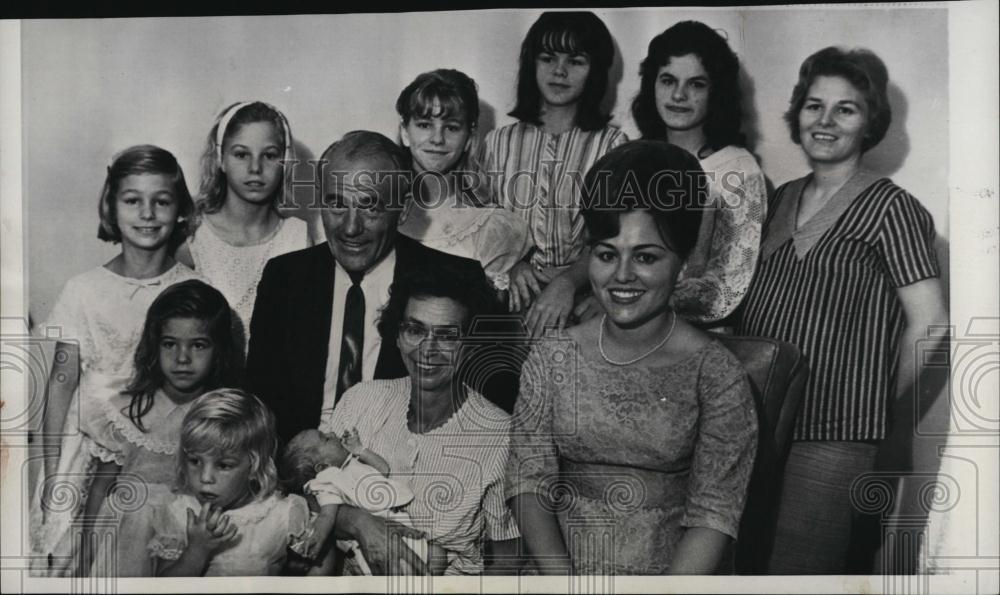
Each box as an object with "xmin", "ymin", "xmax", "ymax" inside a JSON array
[
  {"xmin": 178, "ymin": 101, "xmax": 316, "ymax": 354},
  {"xmin": 395, "ymin": 69, "xmax": 532, "ymax": 296},
  {"xmin": 631, "ymin": 21, "xmax": 767, "ymax": 325},
  {"xmin": 507, "ymin": 141, "xmax": 757, "ymax": 575}
]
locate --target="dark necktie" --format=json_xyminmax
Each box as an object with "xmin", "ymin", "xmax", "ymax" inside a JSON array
[{"xmin": 335, "ymin": 271, "xmax": 365, "ymax": 404}]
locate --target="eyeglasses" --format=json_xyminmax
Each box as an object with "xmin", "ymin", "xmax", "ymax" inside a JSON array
[{"xmin": 398, "ymin": 321, "xmax": 462, "ymax": 346}]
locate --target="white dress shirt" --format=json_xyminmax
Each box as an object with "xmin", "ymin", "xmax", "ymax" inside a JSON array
[{"xmin": 320, "ymin": 249, "xmax": 396, "ymax": 419}]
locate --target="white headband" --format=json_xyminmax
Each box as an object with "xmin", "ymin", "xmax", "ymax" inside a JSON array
[{"xmin": 214, "ymin": 101, "xmax": 294, "ymax": 169}]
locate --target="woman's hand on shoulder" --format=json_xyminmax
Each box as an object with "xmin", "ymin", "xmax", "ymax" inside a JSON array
[
  {"xmin": 508, "ymin": 261, "xmax": 544, "ymax": 313},
  {"xmin": 571, "ymin": 294, "xmax": 602, "ymax": 326},
  {"xmin": 525, "ymin": 275, "xmax": 576, "ymax": 339}
]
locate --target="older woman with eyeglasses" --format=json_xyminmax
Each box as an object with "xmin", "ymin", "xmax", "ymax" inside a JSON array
[{"xmin": 318, "ymin": 261, "xmax": 520, "ymax": 575}]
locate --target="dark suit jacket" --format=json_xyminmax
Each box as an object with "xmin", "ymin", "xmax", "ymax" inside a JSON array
[{"xmin": 247, "ymin": 235, "xmax": 493, "ymax": 444}]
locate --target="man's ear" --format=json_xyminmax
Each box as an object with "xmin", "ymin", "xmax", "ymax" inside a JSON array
[{"xmin": 400, "ymin": 120, "xmax": 411, "ymax": 148}]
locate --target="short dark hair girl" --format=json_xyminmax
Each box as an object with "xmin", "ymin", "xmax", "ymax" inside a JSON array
[
  {"xmin": 508, "ymin": 11, "xmax": 616, "ymax": 131},
  {"xmin": 631, "ymin": 21, "xmax": 746, "ymax": 151},
  {"xmin": 783, "ymin": 46, "xmax": 892, "ymax": 153}
]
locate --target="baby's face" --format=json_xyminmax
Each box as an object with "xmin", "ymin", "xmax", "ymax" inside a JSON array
[{"xmin": 297, "ymin": 429, "xmax": 349, "ymax": 468}]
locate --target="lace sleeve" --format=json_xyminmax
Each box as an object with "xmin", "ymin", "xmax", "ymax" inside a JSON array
[
  {"xmin": 505, "ymin": 342, "xmax": 562, "ymax": 501},
  {"xmin": 286, "ymin": 494, "xmax": 314, "ymax": 555},
  {"xmin": 671, "ymin": 156, "xmax": 767, "ymax": 323},
  {"xmin": 40, "ymin": 276, "xmax": 88, "ymax": 353},
  {"xmin": 474, "ymin": 209, "xmax": 533, "ymax": 291},
  {"xmin": 146, "ymin": 492, "xmax": 188, "ymax": 564},
  {"xmin": 681, "ymin": 345, "xmax": 758, "ymax": 538},
  {"xmin": 84, "ymin": 395, "xmax": 127, "ymax": 465}
]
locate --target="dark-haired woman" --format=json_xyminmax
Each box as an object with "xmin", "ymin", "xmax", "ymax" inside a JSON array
[
  {"xmin": 324, "ymin": 264, "xmax": 520, "ymax": 575},
  {"xmin": 479, "ymin": 11, "xmax": 628, "ymax": 337},
  {"xmin": 736, "ymin": 47, "xmax": 947, "ymax": 573},
  {"xmin": 631, "ymin": 21, "xmax": 766, "ymax": 325},
  {"xmin": 507, "ymin": 141, "xmax": 757, "ymax": 575}
]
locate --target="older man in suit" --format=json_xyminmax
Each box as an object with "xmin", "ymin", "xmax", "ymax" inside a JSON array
[
  {"xmin": 249, "ymin": 130, "xmax": 451, "ymax": 574},
  {"xmin": 247, "ymin": 130, "xmax": 426, "ymax": 444}
]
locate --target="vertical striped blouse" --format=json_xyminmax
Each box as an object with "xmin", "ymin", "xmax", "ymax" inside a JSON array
[
  {"xmin": 320, "ymin": 377, "xmax": 519, "ymax": 575},
  {"xmin": 736, "ymin": 174, "xmax": 939, "ymax": 441},
  {"xmin": 478, "ymin": 122, "xmax": 627, "ymax": 269}
]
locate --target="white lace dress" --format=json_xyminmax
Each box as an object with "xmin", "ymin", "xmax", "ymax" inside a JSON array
[
  {"xmin": 670, "ymin": 146, "xmax": 767, "ymax": 324},
  {"xmin": 30, "ymin": 263, "xmax": 203, "ymax": 577},
  {"xmin": 84, "ymin": 390, "xmax": 193, "ymax": 576},
  {"xmin": 122, "ymin": 490, "xmax": 310, "ymax": 576},
  {"xmin": 187, "ymin": 215, "xmax": 309, "ymax": 352},
  {"xmin": 398, "ymin": 197, "xmax": 532, "ymax": 291},
  {"xmin": 506, "ymin": 337, "xmax": 757, "ymax": 574}
]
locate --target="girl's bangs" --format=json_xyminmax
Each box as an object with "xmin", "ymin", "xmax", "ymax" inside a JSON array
[
  {"xmin": 183, "ymin": 419, "xmax": 249, "ymax": 458},
  {"xmin": 538, "ymin": 29, "xmax": 585, "ymax": 56},
  {"xmin": 409, "ymin": 88, "xmax": 468, "ymax": 123}
]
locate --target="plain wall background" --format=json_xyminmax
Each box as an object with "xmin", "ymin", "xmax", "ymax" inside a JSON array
[{"xmin": 22, "ymin": 7, "xmax": 949, "ymax": 321}]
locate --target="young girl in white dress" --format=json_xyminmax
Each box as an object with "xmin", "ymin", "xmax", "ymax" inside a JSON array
[
  {"xmin": 395, "ymin": 69, "xmax": 532, "ymax": 296},
  {"xmin": 81, "ymin": 280, "xmax": 241, "ymax": 576},
  {"xmin": 478, "ymin": 12, "xmax": 628, "ymax": 336},
  {"xmin": 112, "ymin": 389, "xmax": 311, "ymax": 576},
  {"xmin": 31, "ymin": 145, "xmax": 204, "ymax": 577},
  {"xmin": 177, "ymin": 101, "xmax": 315, "ymax": 353}
]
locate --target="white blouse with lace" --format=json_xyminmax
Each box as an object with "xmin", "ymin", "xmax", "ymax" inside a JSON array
[
  {"xmin": 86, "ymin": 390, "xmax": 191, "ymax": 485},
  {"xmin": 40, "ymin": 263, "xmax": 204, "ymax": 386},
  {"xmin": 398, "ymin": 199, "xmax": 532, "ymax": 291},
  {"xmin": 187, "ymin": 215, "xmax": 309, "ymax": 350},
  {"xmin": 147, "ymin": 491, "xmax": 311, "ymax": 576},
  {"xmin": 30, "ymin": 263, "xmax": 203, "ymax": 577},
  {"xmin": 670, "ymin": 146, "xmax": 767, "ymax": 324}
]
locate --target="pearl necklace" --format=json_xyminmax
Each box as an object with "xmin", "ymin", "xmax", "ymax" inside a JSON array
[{"xmin": 598, "ymin": 311, "xmax": 677, "ymax": 366}]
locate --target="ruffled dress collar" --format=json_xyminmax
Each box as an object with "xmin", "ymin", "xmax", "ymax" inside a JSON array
[
  {"xmin": 170, "ymin": 492, "xmax": 285, "ymax": 525},
  {"xmin": 104, "ymin": 389, "xmax": 193, "ymax": 455}
]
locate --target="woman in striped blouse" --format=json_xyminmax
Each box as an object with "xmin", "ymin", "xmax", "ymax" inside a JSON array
[
  {"xmin": 320, "ymin": 263, "xmax": 520, "ymax": 575},
  {"xmin": 479, "ymin": 11, "xmax": 628, "ymax": 338},
  {"xmin": 736, "ymin": 47, "xmax": 948, "ymax": 573}
]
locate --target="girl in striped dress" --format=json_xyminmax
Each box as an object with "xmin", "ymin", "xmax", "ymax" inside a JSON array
[{"xmin": 479, "ymin": 11, "xmax": 628, "ymax": 337}]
